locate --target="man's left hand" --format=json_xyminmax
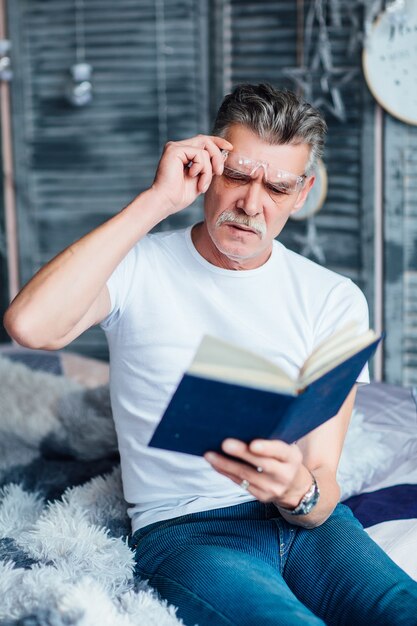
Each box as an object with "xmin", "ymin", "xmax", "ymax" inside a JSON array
[{"xmin": 204, "ymin": 438, "xmax": 314, "ymax": 510}]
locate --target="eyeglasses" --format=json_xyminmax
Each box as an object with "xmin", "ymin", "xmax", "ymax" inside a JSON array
[{"xmin": 221, "ymin": 150, "xmax": 306, "ymax": 195}]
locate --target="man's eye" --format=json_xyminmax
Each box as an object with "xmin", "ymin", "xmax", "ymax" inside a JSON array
[
  {"xmin": 266, "ymin": 184, "xmax": 290, "ymax": 195},
  {"xmin": 223, "ymin": 169, "xmax": 250, "ymax": 183}
]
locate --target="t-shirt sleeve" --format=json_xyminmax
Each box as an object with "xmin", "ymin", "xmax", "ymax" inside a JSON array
[
  {"xmin": 99, "ymin": 244, "xmax": 139, "ymax": 332},
  {"xmin": 313, "ymin": 279, "xmax": 370, "ymax": 384}
]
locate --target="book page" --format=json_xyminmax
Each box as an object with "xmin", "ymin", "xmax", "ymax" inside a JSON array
[
  {"xmin": 300, "ymin": 321, "xmax": 360, "ymax": 378},
  {"xmin": 188, "ymin": 335, "xmax": 297, "ymax": 393},
  {"xmin": 299, "ymin": 328, "xmax": 378, "ymax": 387}
]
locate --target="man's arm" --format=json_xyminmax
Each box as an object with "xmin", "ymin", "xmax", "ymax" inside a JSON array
[
  {"xmin": 3, "ymin": 135, "xmax": 232, "ymax": 350},
  {"xmin": 3, "ymin": 189, "xmax": 165, "ymax": 350},
  {"xmin": 204, "ymin": 384, "xmax": 357, "ymax": 528}
]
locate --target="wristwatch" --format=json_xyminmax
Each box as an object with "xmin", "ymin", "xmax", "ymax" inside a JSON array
[{"xmin": 279, "ymin": 471, "xmax": 320, "ymax": 516}]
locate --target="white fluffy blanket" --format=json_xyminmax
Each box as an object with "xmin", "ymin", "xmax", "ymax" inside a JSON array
[{"xmin": 0, "ymin": 356, "xmax": 183, "ymax": 626}]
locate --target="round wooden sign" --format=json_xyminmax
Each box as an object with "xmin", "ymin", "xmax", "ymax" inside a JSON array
[
  {"xmin": 290, "ymin": 159, "xmax": 328, "ymax": 221},
  {"xmin": 363, "ymin": 1, "xmax": 417, "ymax": 125}
]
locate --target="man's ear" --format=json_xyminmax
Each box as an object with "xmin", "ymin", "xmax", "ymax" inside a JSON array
[{"xmin": 291, "ymin": 175, "xmax": 315, "ymax": 214}]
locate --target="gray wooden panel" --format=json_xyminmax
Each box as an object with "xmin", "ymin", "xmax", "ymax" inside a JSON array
[
  {"xmin": 6, "ymin": 0, "xmax": 415, "ymax": 381},
  {"xmin": 0, "ymin": 119, "xmax": 10, "ymax": 343},
  {"xmin": 7, "ymin": 0, "xmax": 209, "ymax": 359},
  {"xmin": 360, "ymin": 90, "xmax": 379, "ymax": 377},
  {"xmin": 403, "ymin": 145, "xmax": 417, "ymax": 386},
  {"xmin": 383, "ymin": 118, "xmax": 417, "ymax": 385}
]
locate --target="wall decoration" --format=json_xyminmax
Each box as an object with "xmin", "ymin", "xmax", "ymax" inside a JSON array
[
  {"xmin": 285, "ymin": 0, "xmax": 359, "ymax": 123},
  {"xmin": 67, "ymin": 62, "xmax": 93, "ymax": 107},
  {"xmin": 363, "ymin": 0, "xmax": 417, "ymax": 125},
  {"xmin": 291, "ymin": 159, "xmax": 328, "ymax": 222},
  {"xmin": 66, "ymin": 0, "xmax": 93, "ymax": 106},
  {"xmin": 293, "ymin": 218, "xmax": 327, "ymax": 265},
  {"xmin": 291, "ymin": 160, "xmax": 328, "ymax": 264},
  {"xmin": 284, "ymin": 0, "xmax": 332, "ymax": 264}
]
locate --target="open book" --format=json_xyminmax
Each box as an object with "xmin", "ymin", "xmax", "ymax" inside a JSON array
[{"xmin": 149, "ymin": 323, "xmax": 382, "ymax": 457}]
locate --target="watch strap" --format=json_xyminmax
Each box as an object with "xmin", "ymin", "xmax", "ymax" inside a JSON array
[{"xmin": 279, "ymin": 471, "xmax": 320, "ymax": 516}]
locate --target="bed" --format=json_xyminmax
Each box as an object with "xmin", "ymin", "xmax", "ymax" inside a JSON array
[{"xmin": 0, "ymin": 345, "xmax": 416, "ymax": 625}]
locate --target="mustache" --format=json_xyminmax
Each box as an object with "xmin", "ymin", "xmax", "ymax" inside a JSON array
[{"xmin": 215, "ymin": 211, "xmax": 267, "ymax": 238}]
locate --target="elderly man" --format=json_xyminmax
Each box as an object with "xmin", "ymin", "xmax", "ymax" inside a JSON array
[{"xmin": 4, "ymin": 84, "xmax": 417, "ymax": 625}]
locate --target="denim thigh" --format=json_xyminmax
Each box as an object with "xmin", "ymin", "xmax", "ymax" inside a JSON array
[
  {"xmin": 283, "ymin": 503, "xmax": 417, "ymax": 626},
  {"xmin": 130, "ymin": 501, "xmax": 325, "ymax": 626}
]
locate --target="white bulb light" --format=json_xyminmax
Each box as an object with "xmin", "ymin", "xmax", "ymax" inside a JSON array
[{"xmin": 67, "ymin": 62, "xmax": 93, "ymax": 106}]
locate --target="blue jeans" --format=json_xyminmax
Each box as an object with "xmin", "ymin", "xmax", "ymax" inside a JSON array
[{"xmin": 129, "ymin": 502, "xmax": 417, "ymax": 626}]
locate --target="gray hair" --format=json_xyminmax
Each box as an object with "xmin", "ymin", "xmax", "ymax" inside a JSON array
[{"xmin": 212, "ymin": 83, "xmax": 327, "ymax": 175}]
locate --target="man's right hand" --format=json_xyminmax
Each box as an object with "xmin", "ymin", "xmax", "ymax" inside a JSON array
[{"xmin": 151, "ymin": 134, "xmax": 233, "ymax": 216}]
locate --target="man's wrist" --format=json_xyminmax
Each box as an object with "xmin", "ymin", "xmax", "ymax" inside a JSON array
[
  {"xmin": 124, "ymin": 187, "xmax": 171, "ymax": 227},
  {"xmin": 277, "ymin": 470, "xmax": 320, "ymax": 516}
]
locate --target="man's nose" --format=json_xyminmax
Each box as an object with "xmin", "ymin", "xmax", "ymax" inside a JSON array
[{"xmin": 237, "ymin": 180, "xmax": 263, "ymax": 216}]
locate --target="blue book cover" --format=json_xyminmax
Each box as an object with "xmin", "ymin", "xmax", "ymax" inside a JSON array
[{"xmin": 149, "ymin": 336, "xmax": 382, "ymax": 457}]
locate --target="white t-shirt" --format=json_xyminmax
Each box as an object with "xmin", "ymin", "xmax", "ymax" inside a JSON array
[{"xmin": 100, "ymin": 225, "xmax": 370, "ymax": 533}]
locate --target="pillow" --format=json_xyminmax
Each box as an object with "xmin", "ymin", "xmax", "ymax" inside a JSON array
[
  {"xmin": 338, "ymin": 382, "xmax": 417, "ymax": 500},
  {"xmin": 0, "ymin": 343, "xmax": 109, "ymax": 387}
]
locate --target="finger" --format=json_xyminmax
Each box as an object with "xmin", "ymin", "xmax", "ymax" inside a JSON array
[
  {"xmin": 248, "ymin": 439, "xmax": 302, "ymax": 463},
  {"xmin": 220, "ymin": 469, "xmax": 259, "ymax": 492},
  {"xmin": 174, "ymin": 135, "xmax": 231, "ymax": 178},
  {"xmin": 211, "ymin": 146, "xmax": 228, "ymax": 177},
  {"xmin": 209, "ymin": 462, "xmax": 275, "ymax": 502},
  {"xmin": 220, "ymin": 438, "xmax": 301, "ymax": 477},
  {"xmin": 201, "ymin": 137, "xmax": 232, "ymax": 176},
  {"xmin": 204, "ymin": 450, "xmax": 244, "ymax": 476},
  {"xmin": 197, "ymin": 148, "xmax": 213, "ymax": 193},
  {"xmin": 205, "ymin": 457, "xmax": 255, "ymax": 490},
  {"xmin": 176, "ymin": 135, "xmax": 233, "ymax": 152},
  {"xmin": 210, "ymin": 135, "xmax": 233, "ymax": 151},
  {"xmin": 187, "ymin": 153, "xmax": 205, "ymax": 178},
  {"xmin": 219, "ymin": 439, "xmax": 270, "ymax": 473},
  {"xmin": 179, "ymin": 146, "xmax": 206, "ymax": 173},
  {"xmin": 205, "ymin": 450, "xmax": 267, "ymax": 484},
  {"xmin": 181, "ymin": 135, "xmax": 230, "ymax": 177},
  {"xmin": 177, "ymin": 134, "xmax": 232, "ymax": 148},
  {"xmin": 219, "ymin": 438, "xmax": 279, "ymax": 468},
  {"xmin": 185, "ymin": 149, "xmax": 213, "ymax": 192}
]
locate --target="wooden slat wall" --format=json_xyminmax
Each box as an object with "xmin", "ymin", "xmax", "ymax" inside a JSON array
[
  {"xmin": 403, "ymin": 147, "xmax": 417, "ymax": 386},
  {"xmin": 384, "ymin": 116, "xmax": 417, "ymax": 385},
  {"xmin": 7, "ymin": 0, "xmax": 209, "ymax": 358},
  {"xmin": 0, "ymin": 121, "xmax": 9, "ymax": 342},
  {"xmin": 4, "ymin": 0, "xmax": 416, "ymax": 384}
]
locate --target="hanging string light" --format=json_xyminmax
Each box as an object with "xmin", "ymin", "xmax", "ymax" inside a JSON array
[
  {"xmin": 67, "ymin": 0, "xmax": 93, "ymax": 106},
  {"xmin": 155, "ymin": 0, "xmax": 168, "ymax": 148}
]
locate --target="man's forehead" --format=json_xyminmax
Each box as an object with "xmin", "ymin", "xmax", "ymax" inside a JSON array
[{"xmin": 224, "ymin": 125, "xmax": 310, "ymax": 170}]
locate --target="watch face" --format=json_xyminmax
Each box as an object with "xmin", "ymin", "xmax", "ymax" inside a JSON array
[
  {"xmin": 296, "ymin": 491, "xmax": 319, "ymax": 515},
  {"xmin": 281, "ymin": 474, "xmax": 320, "ymax": 515},
  {"xmin": 363, "ymin": 0, "xmax": 417, "ymax": 125}
]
